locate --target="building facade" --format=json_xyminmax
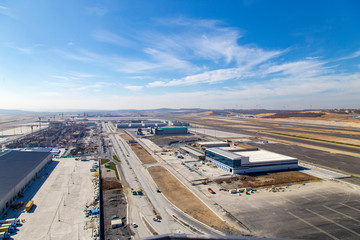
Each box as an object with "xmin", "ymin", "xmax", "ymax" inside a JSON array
[
  {"xmin": 0, "ymin": 150, "xmax": 52, "ymax": 216},
  {"xmin": 206, "ymin": 147, "xmax": 298, "ymax": 174}
]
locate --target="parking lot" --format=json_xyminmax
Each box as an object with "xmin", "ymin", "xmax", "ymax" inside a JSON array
[
  {"xmin": 210, "ymin": 180, "xmax": 360, "ymax": 239},
  {"xmin": 9, "ymin": 158, "xmax": 98, "ymax": 240}
]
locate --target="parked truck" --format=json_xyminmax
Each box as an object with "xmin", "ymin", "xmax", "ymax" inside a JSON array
[
  {"xmin": 0, "ymin": 226, "xmax": 15, "ymax": 233},
  {"xmin": 25, "ymin": 200, "xmax": 34, "ymax": 212},
  {"xmin": 0, "ymin": 232, "xmax": 10, "ymax": 239},
  {"xmin": 0, "ymin": 219, "xmax": 20, "ymax": 225}
]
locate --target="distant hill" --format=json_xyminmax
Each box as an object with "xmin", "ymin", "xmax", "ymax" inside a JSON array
[{"xmin": 0, "ymin": 109, "xmax": 34, "ymax": 115}]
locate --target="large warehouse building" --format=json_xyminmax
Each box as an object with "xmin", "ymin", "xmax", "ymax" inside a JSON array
[
  {"xmin": 0, "ymin": 150, "xmax": 52, "ymax": 216},
  {"xmin": 206, "ymin": 147, "xmax": 298, "ymax": 174},
  {"xmin": 155, "ymin": 127, "xmax": 188, "ymax": 135}
]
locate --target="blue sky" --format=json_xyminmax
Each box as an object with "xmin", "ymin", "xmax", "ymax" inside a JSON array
[{"xmin": 0, "ymin": 0, "xmax": 359, "ymax": 111}]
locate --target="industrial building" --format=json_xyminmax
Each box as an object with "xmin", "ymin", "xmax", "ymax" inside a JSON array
[
  {"xmin": 0, "ymin": 150, "xmax": 52, "ymax": 216},
  {"xmin": 155, "ymin": 127, "xmax": 188, "ymax": 135},
  {"xmin": 206, "ymin": 147, "xmax": 298, "ymax": 174},
  {"xmin": 197, "ymin": 141, "xmax": 230, "ymax": 148},
  {"xmin": 180, "ymin": 146, "xmax": 205, "ymax": 160}
]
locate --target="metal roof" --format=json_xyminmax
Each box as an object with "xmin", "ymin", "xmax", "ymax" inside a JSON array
[
  {"xmin": 159, "ymin": 127, "xmax": 187, "ymax": 130},
  {"xmin": 233, "ymin": 150, "xmax": 297, "ymax": 163},
  {"xmin": 0, "ymin": 150, "xmax": 52, "ymax": 201},
  {"xmin": 206, "ymin": 148, "xmax": 243, "ymax": 160},
  {"xmin": 180, "ymin": 146, "xmax": 204, "ymax": 157}
]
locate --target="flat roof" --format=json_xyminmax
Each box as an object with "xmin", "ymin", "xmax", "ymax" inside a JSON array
[
  {"xmin": 180, "ymin": 146, "xmax": 204, "ymax": 157},
  {"xmin": 0, "ymin": 150, "xmax": 52, "ymax": 201},
  {"xmin": 206, "ymin": 148, "xmax": 242, "ymax": 161},
  {"xmin": 159, "ymin": 127, "xmax": 187, "ymax": 129},
  {"xmin": 234, "ymin": 150, "xmax": 297, "ymax": 163},
  {"xmin": 197, "ymin": 141, "xmax": 229, "ymax": 146}
]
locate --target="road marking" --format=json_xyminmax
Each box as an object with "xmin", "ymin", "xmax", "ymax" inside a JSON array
[
  {"xmin": 282, "ymin": 197, "xmax": 296, "ymax": 204},
  {"xmin": 323, "ymin": 205, "xmax": 360, "ymax": 223},
  {"xmin": 306, "ymin": 208, "xmax": 360, "ymax": 237},
  {"xmin": 340, "ymin": 202, "xmax": 360, "ymax": 212},
  {"xmin": 301, "ymin": 196, "xmax": 312, "ymax": 201},
  {"xmin": 288, "ymin": 211, "xmax": 339, "ymax": 240}
]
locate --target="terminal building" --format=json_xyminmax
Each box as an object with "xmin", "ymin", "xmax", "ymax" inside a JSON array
[
  {"xmin": 0, "ymin": 150, "xmax": 52, "ymax": 216},
  {"xmin": 206, "ymin": 147, "xmax": 298, "ymax": 174}
]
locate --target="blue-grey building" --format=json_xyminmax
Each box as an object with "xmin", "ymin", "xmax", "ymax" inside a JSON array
[
  {"xmin": 0, "ymin": 150, "xmax": 52, "ymax": 216},
  {"xmin": 206, "ymin": 147, "xmax": 298, "ymax": 174}
]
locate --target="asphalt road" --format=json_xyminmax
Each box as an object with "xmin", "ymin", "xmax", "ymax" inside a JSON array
[{"xmin": 105, "ymin": 122, "xmax": 218, "ymax": 238}]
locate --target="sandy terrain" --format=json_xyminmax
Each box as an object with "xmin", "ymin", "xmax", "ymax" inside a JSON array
[
  {"xmin": 129, "ymin": 143, "xmax": 157, "ymax": 164},
  {"xmin": 118, "ymin": 131, "xmax": 134, "ymax": 141},
  {"xmin": 215, "ymin": 171, "xmax": 320, "ymax": 189},
  {"xmin": 262, "ymin": 130, "xmax": 360, "ymax": 147},
  {"xmin": 148, "ymin": 165, "xmax": 230, "ymax": 231}
]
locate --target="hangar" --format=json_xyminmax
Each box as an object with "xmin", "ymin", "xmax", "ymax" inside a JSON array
[{"xmin": 0, "ymin": 150, "xmax": 52, "ymax": 216}]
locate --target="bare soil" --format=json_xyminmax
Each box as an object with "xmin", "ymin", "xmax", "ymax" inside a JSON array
[
  {"xmin": 102, "ymin": 179, "xmax": 123, "ymax": 191},
  {"xmin": 129, "ymin": 143, "xmax": 157, "ymax": 164},
  {"xmin": 264, "ymin": 130, "xmax": 360, "ymax": 146},
  {"xmin": 118, "ymin": 130, "xmax": 134, "ymax": 141},
  {"xmin": 148, "ymin": 165, "xmax": 232, "ymax": 231},
  {"xmin": 148, "ymin": 135, "xmax": 203, "ymax": 148},
  {"xmin": 214, "ymin": 171, "xmax": 320, "ymax": 189}
]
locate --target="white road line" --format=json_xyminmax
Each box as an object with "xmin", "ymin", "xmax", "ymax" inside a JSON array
[
  {"xmin": 323, "ymin": 205, "xmax": 360, "ymax": 223},
  {"xmin": 301, "ymin": 196, "xmax": 312, "ymax": 201},
  {"xmin": 306, "ymin": 208, "xmax": 360, "ymax": 237},
  {"xmin": 340, "ymin": 203, "xmax": 360, "ymax": 213},
  {"xmin": 282, "ymin": 197, "xmax": 296, "ymax": 204},
  {"xmin": 288, "ymin": 212, "xmax": 339, "ymax": 240}
]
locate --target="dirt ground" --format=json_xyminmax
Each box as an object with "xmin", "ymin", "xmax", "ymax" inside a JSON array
[
  {"xmin": 148, "ymin": 135, "xmax": 203, "ymax": 148},
  {"xmin": 148, "ymin": 166, "xmax": 235, "ymax": 232},
  {"xmin": 118, "ymin": 130, "xmax": 134, "ymax": 141},
  {"xmin": 263, "ymin": 130, "xmax": 360, "ymax": 146},
  {"xmin": 102, "ymin": 179, "xmax": 123, "ymax": 191},
  {"xmin": 102, "ymin": 186, "xmax": 132, "ymax": 240},
  {"xmin": 214, "ymin": 171, "xmax": 320, "ymax": 189},
  {"xmin": 129, "ymin": 143, "xmax": 157, "ymax": 164}
]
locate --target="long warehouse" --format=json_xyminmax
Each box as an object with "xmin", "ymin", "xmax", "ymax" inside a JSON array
[{"xmin": 0, "ymin": 150, "xmax": 52, "ymax": 216}]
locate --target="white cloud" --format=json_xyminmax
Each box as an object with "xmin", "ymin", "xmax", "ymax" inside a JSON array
[
  {"xmin": 38, "ymin": 91, "xmax": 61, "ymax": 97},
  {"xmin": 92, "ymin": 29, "xmax": 132, "ymax": 46},
  {"xmin": 0, "ymin": 5, "xmax": 12, "ymax": 17},
  {"xmin": 147, "ymin": 67, "xmax": 248, "ymax": 87},
  {"xmin": 125, "ymin": 85, "xmax": 144, "ymax": 91},
  {"xmin": 338, "ymin": 50, "xmax": 360, "ymax": 60},
  {"xmin": 50, "ymin": 72, "xmax": 96, "ymax": 81}
]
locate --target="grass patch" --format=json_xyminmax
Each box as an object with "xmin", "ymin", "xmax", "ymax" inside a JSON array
[
  {"xmin": 106, "ymin": 162, "xmax": 120, "ymax": 180},
  {"xmin": 112, "ymin": 155, "xmax": 120, "ymax": 162},
  {"xmin": 264, "ymin": 131, "xmax": 360, "ymax": 148},
  {"xmin": 100, "ymin": 158, "xmax": 110, "ymax": 165}
]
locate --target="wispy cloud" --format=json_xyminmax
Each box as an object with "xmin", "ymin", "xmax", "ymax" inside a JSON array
[
  {"xmin": 86, "ymin": 7, "xmax": 108, "ymax": 17},
  {"xmin": 125, "ymin": 85, "xmax": 144, "ymax": 91},
  {"xmin": 39, "ymin": 91, "xmax": 61, "ymax": 97},
  {"xmin": 147, "ymin": 67, "xmax": 249, "ymax": 87},
  {"xmin": 50, "ymin": 72, "xmax": 96, "ymax": 81},
  {"xmin": 338, "ymin": 50, "xmax": 360, "ymax": 61},
  {"xmin": 0, "ymin": 5, "xmax": 13, "ymax": 17},
  {"xmin": 92, "ymin": 29, "xmax": 133, "ymax": 46}
]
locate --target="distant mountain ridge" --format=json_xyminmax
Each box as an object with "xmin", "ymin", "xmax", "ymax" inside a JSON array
[{"xmin": 0, "ymin": 109, "xmax": 34, "ymax": 115}]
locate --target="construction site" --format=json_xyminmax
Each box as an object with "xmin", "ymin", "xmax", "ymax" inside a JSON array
[
  {"xmin": 1, "ymin": 110, "xmax": 360, "ymax": 240},
  {"xmin": 2, "ymin": 115, "xmax": 100, "ymax": 157}
]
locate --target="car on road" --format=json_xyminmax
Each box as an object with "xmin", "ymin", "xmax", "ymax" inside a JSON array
[
  {"xmin": 156, "ymin": 188, "xmax": 161, "ymax": 193},
  {"xmin": 133, "ymin": 222, "xmax": 138, "ymax": 228}
]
